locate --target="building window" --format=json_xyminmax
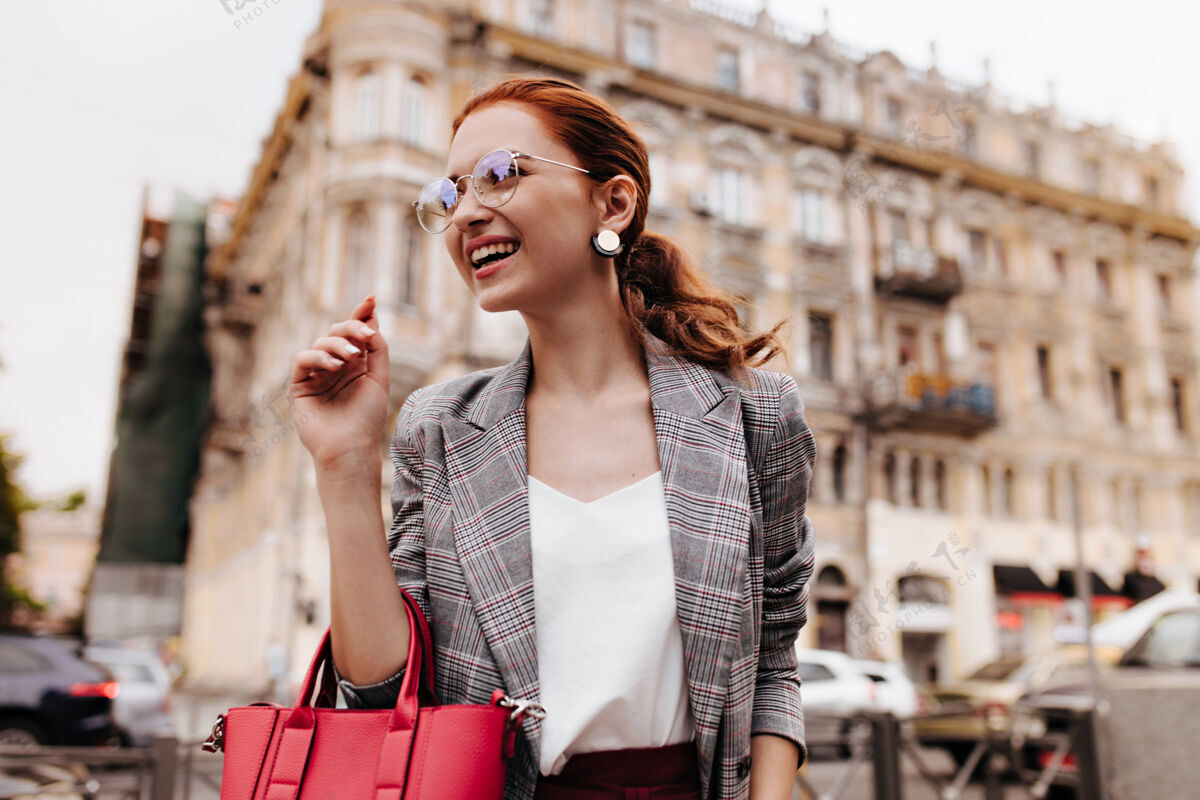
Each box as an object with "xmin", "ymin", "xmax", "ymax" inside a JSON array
[
  {"xmin": 1083, "ymin": 158, "xmax": 1101, "ymax": 194},
  {"xmin": 522, "ymin": 0, "xmax": 555, "ymax": 36},
  {"xmin": 353, "ymin": 70, "xmax": 381, "ymax": 142},
  {"xmin": 400, "ymin": 75, "xmax": 427, "ymax": 147},
  {"xmin": 714, "ymin": 167, "xmax": 751, "ymax": 226},
  {"xmin": 1145, "ymin": 175, "xmax": 1159, "ymax": 209},
  {"xmin": 808, "ymin": 313, "xmax": 834, "ymax": 381},
  {"xmin": 1187, "ymin": 483, "xmax": 1200, "ymax": 536},
  {"xmin": 1036, "ymin": 345, "xmax": 1053, "ymax": 400},
  {"xmin": 1171, "ymin": 378, "xmax": 1188, "ymax": 433},
  {"xmin": 793, "ymin": 188, "xmax": 824, "ymax": 241},
  {"xmin": 910, "ymin": 456, "xmax": 922, "ymax": 508},
  {"xmin": 961, "ymin": 122, "xmax": 976, "ymax": 159},
  {"xmin": 1109, "ymin": 367, "xmax": 1126, "ymax": 423},
  {"xmin": 898, "ymin": 325, "xmax": 919, "ymax": 368},
  {"xmin": 887, "ymin": 209, "xmax": 908, "ymax": 243},
  {"xmin": 1130, "ymin": 480, "xmax": 1144, "ymax": 532},
  {"xmin": 344, "ymin": 207, "xmax": 372, "ymax": 306},
  {"xmin": 1002, "ymin": 468, "xmax": 1016, "ymax": 517},
  {"xmin": 992, "ymin": 237, "xmax": 1008, "ymax": 276},
  {"xmin": 716, "ymin": 47, "xmax": 739, "ymax": 91},
  {"xmin": 832, "ymin": 444, "xmax": 847, "ymax": 503},
  {"xmin": 883, "ymin": 96, "xmax": 902, "ymax": 138},
  {"xmin": 1024, "ymin": 140, "xmax": 1040, "ymax": 177},
  {"xmin": 884, "ymin": 452, "xmax": 898, "ymax": 505},
  {"xmin": 981, "ymin": 465, "xmax": 993, "ymax": 516},
  {"xmin": 627, "ymin": 19, "xmax": 656, "ymax": 68},
  {"xmin": 396, "ymin": 215, "xmax": 420, "ymax": 310},
  {"xmin": 1157, "ymin": 274, "xmax": 1172, "ymax": 314},
  {"xmin": 966, "ymin": 228, "xmax": 987, "ymax": 272},
  {"xmin": 800, "ymin": 70, "xmax": 821, "ymax": 114},
  {"xmin": 1052, "ymin": 249, "xmax": 1068, "ymax": 288},
  {"xmin": 1096, "ymin": 258, "xmax": 1113, "ymax": 302},
  {"xmin": 934, "ymin": 459, "xmax": 947, "ymax": 510},
  {"xmin": 1047, "ymin": 468, "xmax": 1059, "ymax": 521}
]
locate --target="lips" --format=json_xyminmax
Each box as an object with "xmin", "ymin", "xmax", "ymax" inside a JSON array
[{"xmin": 463, "ymin": 235, "xmax": 521, "ymax": 280}]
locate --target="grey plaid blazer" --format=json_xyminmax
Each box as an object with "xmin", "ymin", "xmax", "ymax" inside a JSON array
[{"xmin": 337, "ymin": 332, "xmax": 817, "ymax": 800}]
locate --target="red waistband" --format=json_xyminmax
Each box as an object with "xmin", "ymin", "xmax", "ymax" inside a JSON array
[{"xmin": 534, "ymin": 742, "xmax": 701, "ymax": 800}]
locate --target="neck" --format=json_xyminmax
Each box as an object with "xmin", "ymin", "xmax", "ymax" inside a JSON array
[{"xmin": 520, "ymin": 285, "xmax": 647, "ymax": 402}]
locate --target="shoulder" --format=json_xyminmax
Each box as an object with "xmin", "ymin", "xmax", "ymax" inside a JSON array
[
  {"xmin": 733, "ymin": 367, "xmax": 803, "ymax": 432},
  {"xmin": 392, "ymin": 365, "xmax": 508, "ymax": 443},
  {"xmin": 729, "ymin": 367, "xmax": 813, "ymax": 469}
]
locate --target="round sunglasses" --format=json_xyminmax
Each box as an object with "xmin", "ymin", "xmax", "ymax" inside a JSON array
[{"xmin": 412, "ymin": 149, "xmax": 590, "ymax": 233}]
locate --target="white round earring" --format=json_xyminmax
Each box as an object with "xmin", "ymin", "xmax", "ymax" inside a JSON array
[{"xmin": 591, "ymin": 229, "xmax": 624, "ymax": 258}]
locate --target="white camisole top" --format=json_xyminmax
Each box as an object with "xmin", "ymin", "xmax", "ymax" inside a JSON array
[{"xmin": 527, "ymin": 471, "xmax": 696, "ymax": 777}]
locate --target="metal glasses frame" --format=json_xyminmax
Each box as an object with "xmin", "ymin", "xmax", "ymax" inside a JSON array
[{"xmin": 411, "ymin": 150, "xmax": 591, "ymax": 233}]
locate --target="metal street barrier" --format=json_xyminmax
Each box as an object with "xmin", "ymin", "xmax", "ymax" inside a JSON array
[{"xmin": 0, "ymin": 736, "xmax": 220, "ymax": 800}]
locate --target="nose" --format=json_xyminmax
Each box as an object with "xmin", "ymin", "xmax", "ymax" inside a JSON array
[{"xmin": 451, "ymin": 180, "xmax": 493, "ymax": 232}]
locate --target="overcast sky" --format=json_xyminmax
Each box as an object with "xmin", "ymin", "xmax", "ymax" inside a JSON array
[{"xmin": 1, "ymin": 0, "xmax": 1196, "ymax": 502}]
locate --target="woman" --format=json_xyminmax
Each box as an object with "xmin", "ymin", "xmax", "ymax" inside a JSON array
[{"xmin": 287, "ymin": 77, "xmax": 816, "ymax": 800}]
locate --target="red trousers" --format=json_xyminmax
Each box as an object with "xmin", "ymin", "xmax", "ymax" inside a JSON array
[{"xmin": 533, "ymin": 742, "xmax": 701, "ymax": 799}]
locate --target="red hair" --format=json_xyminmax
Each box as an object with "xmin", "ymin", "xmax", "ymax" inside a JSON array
[{"xmin": 452, "ymin": 77, "xmax": 785, "ymax": 376}]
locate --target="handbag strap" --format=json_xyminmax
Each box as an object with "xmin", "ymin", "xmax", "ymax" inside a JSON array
[
  {"xmin": 293, "ymin": 588, "xmax": 437, "ymax": 711},
  {"xmin": 273, "ymin": 588, "xmax": 445, "ymax": 797}
]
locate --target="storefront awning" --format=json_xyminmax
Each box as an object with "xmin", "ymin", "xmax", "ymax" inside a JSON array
[
  {"xmin": 1055, "ymin": 569, "xmax": 1131, "ymax": 609},
  {"xmin": 993, "ymin": 564, "xmax": 1060, "ymax": 602},
  {"xmin": 1121, "ymin": 572, "xmax": 1166, "ymax": 603}
]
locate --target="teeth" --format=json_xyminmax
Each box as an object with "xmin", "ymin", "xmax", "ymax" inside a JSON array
[{"xmin": 470, "ymin": 241, "xmax": 518, "ymax": 264}]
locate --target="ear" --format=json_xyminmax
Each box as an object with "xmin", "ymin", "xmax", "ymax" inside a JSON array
[{"xmin": 592, "ymin": 175, "xmax": 638, "ymax": 236}]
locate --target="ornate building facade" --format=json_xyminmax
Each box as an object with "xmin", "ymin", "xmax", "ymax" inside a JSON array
[{"xmin": 182, "ymin": 0, "xmax": 1200, "ymax": 701}]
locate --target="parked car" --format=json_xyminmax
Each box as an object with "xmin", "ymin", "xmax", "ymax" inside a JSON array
[
  {"xmin": 0, "ymin": 633, "xmax": 119, "ymax": 746},
  {"xmin": 795, "ymin": 648, "xmax": 877, "ymax": 757},
  {"xmin": 1118, "ymin": 607, "xmax": 1200, "ymax": 668},
  {"xmin": 913, "ymin": 646, "xmax": 1122, "ymax": 769},
  {"xmin": 83, "ymin": 646, "xmax": 175, "ymax": 747},
  {"xmin": 1010, "ymin": 609, "xmax": 1200, "ymax": 797},
  {"xmin": 854, "ymin": 659, "xmax": 921, "ymax": 718}
]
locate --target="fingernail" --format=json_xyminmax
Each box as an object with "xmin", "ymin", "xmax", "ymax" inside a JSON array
[
  {"xmin": 359, "ymin": 325, "xmax": 374, "ymax": 338},
  {"xmin": 341, "ymin": 344, "xmax": 361, "ymax": 357},
  {"xmin": 326, "ymin": 355, "xmax": 344, "ymax": 367}
]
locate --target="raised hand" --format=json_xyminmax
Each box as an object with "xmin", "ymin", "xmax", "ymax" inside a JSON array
[{"xmin": 287, "ymin": 295, "xmax": 390, "ymax": 475}]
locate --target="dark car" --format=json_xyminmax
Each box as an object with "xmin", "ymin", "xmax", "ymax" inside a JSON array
[{"xmin": 0, "ymin": 633, "xmax": 120, "ymax": 746}]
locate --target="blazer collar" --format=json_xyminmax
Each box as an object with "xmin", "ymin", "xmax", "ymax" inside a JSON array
[{"xmin": 442, "ymin": 329, "xmax": 748, "ymax": 793}]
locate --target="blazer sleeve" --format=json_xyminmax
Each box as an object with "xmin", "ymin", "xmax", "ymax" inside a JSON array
[
  {"xmin": 750, "ymin": 373, "xmax": 817, "ymax": 761},
  {"xmin": 335, "ymin": 392, "xmax": 428, "ymax": 708}
]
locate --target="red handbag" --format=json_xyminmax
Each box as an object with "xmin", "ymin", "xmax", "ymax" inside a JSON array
[{"xmin": 202, "ymin": 589, "xmax": 544, "ymax": 799}]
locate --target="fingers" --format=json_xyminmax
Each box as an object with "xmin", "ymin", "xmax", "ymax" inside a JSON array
[
  {"xmin": 327, "ymin": 319, "xmax": 380, "ymax": 354},
  {"xmin": 289, "ymin": 348, "xmax": 346, "ymax": 385},
  {"xmin": 351, "ymin": 295, "xmax": 375, "ymax": 323}
]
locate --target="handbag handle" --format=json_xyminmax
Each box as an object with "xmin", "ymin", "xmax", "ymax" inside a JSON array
[{"xmin": 294, "ymin": 587, "xmax": 437, "ymax": 714}]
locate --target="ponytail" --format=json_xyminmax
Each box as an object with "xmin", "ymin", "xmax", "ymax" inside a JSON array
[{"xmin": 618, "ymin": 231, "xmax": 786, "ymax": 376}]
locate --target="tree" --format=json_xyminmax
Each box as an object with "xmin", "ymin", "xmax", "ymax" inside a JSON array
[{"xmin": 0, "ymin": 434, "xmax": 40, "ymax": 629}]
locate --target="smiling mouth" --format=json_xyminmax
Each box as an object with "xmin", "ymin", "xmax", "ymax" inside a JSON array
[{"xmin": 470, "ymin": 241, "xmax": 520, "ymax": 270}]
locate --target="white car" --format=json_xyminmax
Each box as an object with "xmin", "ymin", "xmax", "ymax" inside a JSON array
[
  {"xmin": 795, "ymin": 648, "xmax": 878, "ymax": 755},
  {"xmin": 854, "ymin": 659, "xmax": 921, "ymax": 719},
  {"xmin": 83, "ymin": 646, "xmax": 175, "ymax": 747}
]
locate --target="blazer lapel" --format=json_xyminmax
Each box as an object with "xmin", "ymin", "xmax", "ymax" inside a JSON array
[
  {"xmin": 441, "ymin": 341, "xmax": 545, "ymax": 758},
  {"xmin": 644, "ymin": 335, "xmax": 751, "ymax": 789}
]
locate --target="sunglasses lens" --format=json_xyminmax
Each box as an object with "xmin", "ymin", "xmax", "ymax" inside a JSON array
[
  {"xmin": 416, "ymin": 179, "xmax": 458, "ymax": 232},
  {"xmin": 473, "ymin": 150, "xmax": 518, "ymax": 207}
]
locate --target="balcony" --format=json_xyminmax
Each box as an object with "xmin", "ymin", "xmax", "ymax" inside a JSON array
[
  {"xmin": 875, "ymin": 240, "xmax": 964, "ymax": 303},
  {"xmin": 863, "ymin": 370, "xmax": 998, "ymax": 436}
]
